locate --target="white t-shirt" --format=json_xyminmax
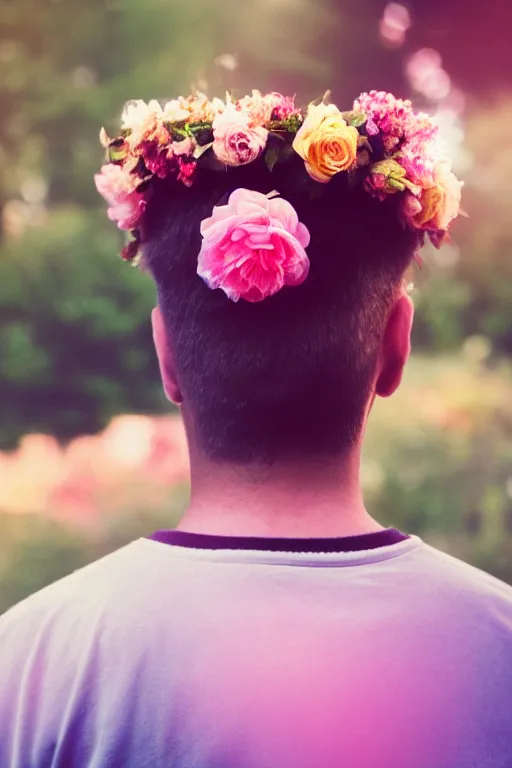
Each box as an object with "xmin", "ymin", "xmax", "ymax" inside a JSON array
[{"xmin": 1, "ymin": 528, "xmax": 512, "ymax": 768}]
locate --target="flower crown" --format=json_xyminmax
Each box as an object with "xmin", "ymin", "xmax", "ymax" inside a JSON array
[{"xmin": 95, "ymin": 89, "xmax": 463, "ymax": 303}]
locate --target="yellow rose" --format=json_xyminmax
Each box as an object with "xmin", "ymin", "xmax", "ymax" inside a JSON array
[{"xmin": 292, "ymin": 102, "xmax": 359, "ymax": 183}]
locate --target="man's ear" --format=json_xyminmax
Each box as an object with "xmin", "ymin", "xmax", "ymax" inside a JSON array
[
  {"xmin": 151, "ymin": 307, "xmax": 183, "ymax": 405},
  {"xmin": 375, "ymin": 293, "xmax": 414, "ymax": 398}
]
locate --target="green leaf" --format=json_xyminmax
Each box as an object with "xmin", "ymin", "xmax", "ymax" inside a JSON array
[
  {"xmin": 108, "ymin": 147, "xmax": 128, "ymax": 162},
  {"xmin": 342, "ymin": 111, "xmax": 367, "ymax": 129},
  {"xmin": 188, "ymin": 121, "xmax": 214, "ymax": 132},
  {"xmin": 269, "ymin": 115, "xmax": 303, "ymax": 135},
  {"xmin": 388, "ymin": 178, "xmax": 406, "ymax": 191},
  {"xmin": 188, "ymin": 123, "xmax": 214, "ymax": 146},
  {"xmin": 171, "ymin": 128, "xmax": 189, "ymax": 142},
  {"xmin": 265, "ymin": 144, "xmax": 281, "ymax": 171}
]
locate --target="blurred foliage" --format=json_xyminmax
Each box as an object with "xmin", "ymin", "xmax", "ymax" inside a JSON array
[
  {"xmin": 0, "ymin": 505, "xmax": 183, "ymax": 615},
  {"xmin": 363, "ymin": 352, "xmax": 512, "ymax": 585},
  {"xmin": 0, "ymin": 207, "xmax": 163, "ymax": 444}
]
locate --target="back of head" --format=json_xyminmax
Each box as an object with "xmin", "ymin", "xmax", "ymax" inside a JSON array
[
  {"xmin": 142, "ymin": 160, "xmax": 417, "ymax": 463},
  {"xmin": 95, "ymin": 90, "xmax": 462, "ymax": 465}
]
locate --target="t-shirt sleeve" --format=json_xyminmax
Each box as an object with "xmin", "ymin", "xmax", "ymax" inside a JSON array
[
  {"xmin": 0, "ymin": 583, "xmax": 94, "ymax": 768},
  {"xmin": 0, "ymin": 599, "xmax": 50, "ymax": 765}
]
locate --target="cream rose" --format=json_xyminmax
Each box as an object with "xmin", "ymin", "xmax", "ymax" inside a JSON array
[
  {"xmin": 162, "ymin": 99, "xmax": 191, "ymax": 123},
  {"xmin": 121, "ymin": 99, "xmax": 164, "ymax": 147},
  {"xmin": 292, "ymin": 102, "xmax": 359, "ymax": 183},
  {"xmin": 237, "ymin": 90, "xmax": 274, "ymax": 126}
]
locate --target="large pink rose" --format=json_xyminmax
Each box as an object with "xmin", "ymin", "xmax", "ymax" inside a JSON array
[
  {"xmin": 94, "ymin": 163, "xmax": 146, "ymax": 231},
  {"xmin": 197, "ymin": 188, "xmax": 311, "ymax": 303},
  {"xmin": 212, "ymin": 106, "xmax": 268, "ymax": 166}
]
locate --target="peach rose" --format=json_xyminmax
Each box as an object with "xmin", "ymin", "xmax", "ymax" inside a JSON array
[
  {"xmin": 403, "ymin": 160, "xmax": 462, "ymax": 233},
  {"xmin": 292, "ymin": 102, "xmax": 359, "ymax": 183},
  {"xmin": 212, "ymin": 106, "xmax": 268, "ymax": 166}
]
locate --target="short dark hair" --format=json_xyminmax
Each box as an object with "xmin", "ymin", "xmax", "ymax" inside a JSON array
[{"xmin": 141, "ymin": 155, "xmax": 419, "ymax": 464}]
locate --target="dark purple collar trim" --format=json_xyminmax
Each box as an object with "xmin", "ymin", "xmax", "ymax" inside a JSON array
[{"xmin": 148, "ymin": 527, "xmax": 409, "ymax": 554}]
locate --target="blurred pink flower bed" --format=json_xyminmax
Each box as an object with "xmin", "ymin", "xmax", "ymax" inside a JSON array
[{"xmin": 0, "ymin": 415, "xmax": 190, "ymax": 527}]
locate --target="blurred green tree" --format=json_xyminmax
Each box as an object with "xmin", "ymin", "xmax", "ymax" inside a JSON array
[{"xmin": 0, "ymin": 0, "xmax": 348, "ymax": 448}]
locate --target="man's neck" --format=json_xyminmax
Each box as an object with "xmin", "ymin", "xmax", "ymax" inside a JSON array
[{"xmin": 176, "ymin": 449, "xmax": 384, "ymax": 539}]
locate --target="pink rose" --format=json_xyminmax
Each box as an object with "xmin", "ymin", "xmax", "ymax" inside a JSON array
[
  {"xmin": 94, "ymin": 163, "xmax": 146, "ymax": 231},
  {"xmin": 212, "ymin": 106, "xmax": 268, "ymax": 166},
  {"xmin": 197, "ymin": 188, "xmax": 311, "ymax": 302}
]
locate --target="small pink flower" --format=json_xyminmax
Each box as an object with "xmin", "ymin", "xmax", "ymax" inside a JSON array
[
  {"xmin": 177, "ymin": 156, "xmax": 197, "ymax": 187},
  {"xmin": 197, "ymin": 188, "xmax": 311, "ymax": 302},
  {"xmin": 353, "ymin": 91, "xmax": 412, "ymax": 142},
  {"xmin": 265, "ymin": 92, "xmax": 301, "ymax": 121},
  {"xmin": 353, "ymin": 90, "xmax": 439, "ymax": 155},
  {"xmin": 212, "ymin": 106, "xmax": 268, "ymax": 166},
  {"xmin": 94, "ymin": 163, "xmax": 146, "ymax": 231},
  {"xmin": 140, "ymin": 140, "xmax": 170, "ymax": 179},
  {"xmin": 398, "ymin": 146, "xmax": 436, "ymax": 188}
]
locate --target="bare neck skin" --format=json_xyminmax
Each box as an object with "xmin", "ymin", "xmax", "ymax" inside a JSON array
[
  {"xmin": 152, "ymin": 292, "xmax": 413, "ymax": 539},
  {"xmin": 177, "ymin": 439, "xmax": 385, "ymax": 539}
]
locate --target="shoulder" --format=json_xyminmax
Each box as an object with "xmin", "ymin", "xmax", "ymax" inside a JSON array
[
  {"xmin": 0, "ymin": 539, "xmax": 156, "ymax": 643},
  {"xmin": 0, "ymin": 539, "xmax": 165, "ymax": 764},
  {"xmin": 0, "ymin": 537, "xmax": 196, "ymax": 652},
  {"xmin": 411, "ymin": 539, "xmax": 512, "ymax": 627}
]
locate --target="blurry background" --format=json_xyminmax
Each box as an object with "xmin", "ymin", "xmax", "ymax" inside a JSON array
[{"xmin": 1, "ymin": 0, "xmax": 512, "ymax": 613}]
